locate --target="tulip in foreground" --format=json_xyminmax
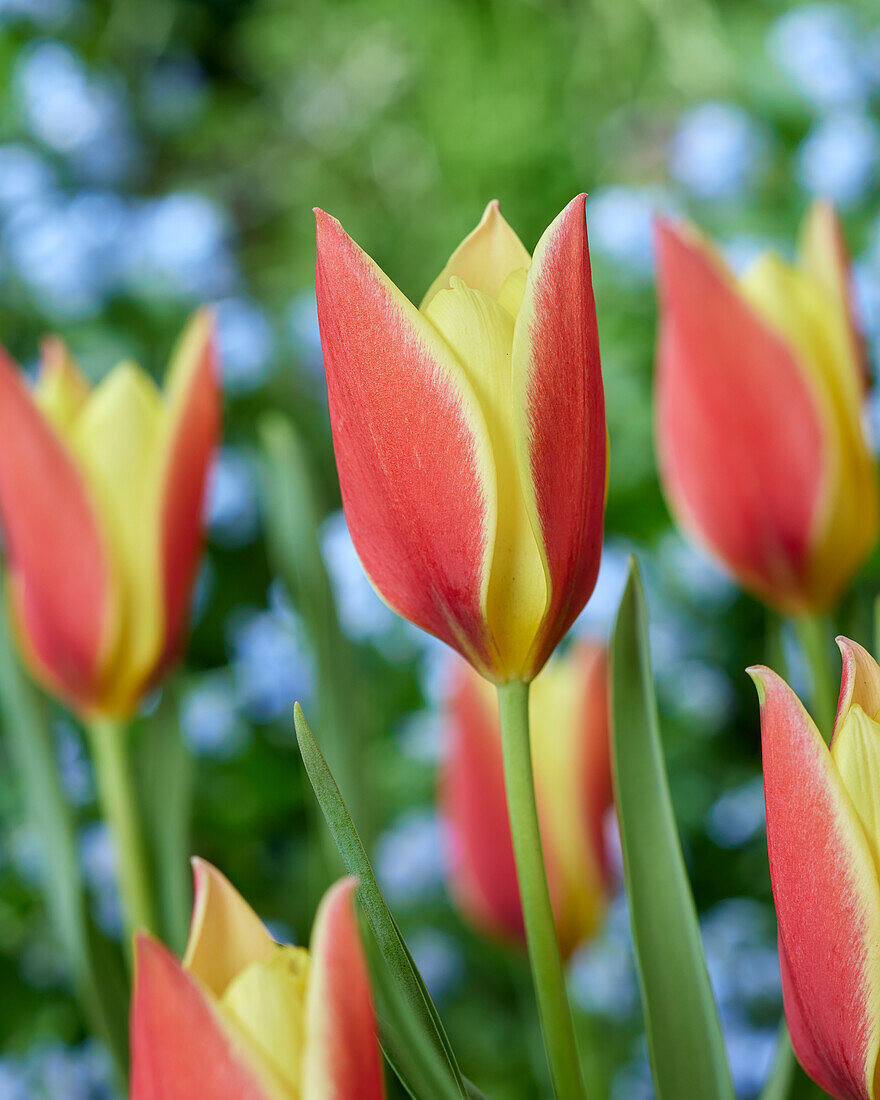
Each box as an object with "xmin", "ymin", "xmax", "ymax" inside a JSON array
[
  {"xmin": 442, "ymin": 640, "xmax": 612, "ymax": 956},
  {"xmin": 132, "ymin": 859, "xmax": 385, "ymax": 1100},
  {"xmin": 315, "ymin": 196, "xmax": 606, "ymax": 684},
  {"xmin": 0, "ymin": 312, "xmax": 219, "ymax": 717},
  {"xmin": 750, "ymin": 638, "xmax": 880, "ymax": 1100},
  {"xmin": 656, "ymin": 203, "xmax": 878, "ymax": 613}
]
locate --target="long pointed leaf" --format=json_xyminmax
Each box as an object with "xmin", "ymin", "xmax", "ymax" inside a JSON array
[
  {"xmin": 611, "ymin": 559, "xmax": 734, "ymax": 1100},
  {"xmin": 294, "ymin": 703, "xmax": 470, "ymax": 1100}
]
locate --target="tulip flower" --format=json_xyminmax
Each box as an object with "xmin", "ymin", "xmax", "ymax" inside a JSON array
[
  {"xmin": 132, "ymin": 859, "xmax": 385, "ymax": 1100},
  {"xmin": 749, "ymin": 637, "xmax": 880, "ymax": 1100},
  {"xmin": 315, "ymin": 196, "xmax": 606, "ymax": 684},
  {"xmin": 441, "ymin": 640, "xmax": 612, "ymax": 956},
  {"xmin": 655, "ymin": 203, "xmax": 878, "ymax": 614},
  {"xmin": 0, "ymin": 311, "xmax": 219, "ymax": 717}
]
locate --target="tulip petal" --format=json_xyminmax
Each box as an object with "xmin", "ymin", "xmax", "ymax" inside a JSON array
[
  {"xmin": 315, "ymin": 209, "xmax": 499, "ymax": 675},
  {"xmin": 303, "ymin": 877, "xmax": 385, "ymax": 1100},
  {"xmin": 131, "ymin": 933, "xmax": 278, "ymax": 1100},
  {"xmin": 183, "ymin": 858, "xmax": 277, "ymax": 998},
  {"xmin": 156, "ymin": 310, "xmax": 220, "ymax": 673},
  {"xmin": 835, "ymin": 637, "xmax": 880, "ymax": 739},
  {"xmin": 441, "ymin": 664, "xmax": 526, "ymax": 940},
  {"xmin": 511, "ymin": 194, "xmax": 606, "ymax": 675},
  {"xmin": 421, "ymin": 200, "xmax": 532, "ymax": 308},
  {"xmin": 33, "ymin": 337, "xmax": 91, "ymax": 429},
  {"xmin": 0, "ymin": 348, "xmax": 113, "ymax": 707},
  {"xmin": 750, "ymin": 665, "xmax": 880, "ymax": 1100},
  {"xmin": 655, "ymin": 221, "xmax": 826, "ymax": 612}
]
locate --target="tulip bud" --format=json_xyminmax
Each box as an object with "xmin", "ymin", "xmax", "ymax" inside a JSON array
[
  {"xmin": 749, "ymin": 638, "xmax": 880, "ymax": 1100},
  {"xmin": 655, "ymin": 203, "xmax": 878, "ymax": 614},
  {"xmin": 315, "ymin": 197, "xmax": 606, "ymax": 684},
  {"xmin": 441, "ymin": 640, "xmax": 612, "ymax": 956},
  {"xmin": 0, "ymin": 311, "xmax": 219, "ymax": 717},
  {"xmin": 131, "ymin": 859, "xmax": 385, "ymax": 1100}
]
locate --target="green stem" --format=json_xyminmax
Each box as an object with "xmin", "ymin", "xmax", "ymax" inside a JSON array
[
  {"xmin": 86, "ymin": 717, "xmax": 158, "ymax": 948},
  {"xmin": 497, "ymin": 680, "xmax": 587, "ymax": 1100},
  {"xmin": 793, "ymin": 613, "xmax": 835, "ymax": 740}
]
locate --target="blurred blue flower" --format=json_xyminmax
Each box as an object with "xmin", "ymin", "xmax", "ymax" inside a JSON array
[
  {"xmin": 408, "ymin": 928, "xmax": 464, "ymax": 1003},
  {"xmin": 572, "ymin": 540, "xmax": 632, "ymax": 638},
  {"xmin": 768, "ymin": 4, "xmax": 873, "ymax": 109},
  {"xmin": 215, "ymin": 296, "xmax": 275, "ymax": 395},
  {"xmin": 21, "ymin": 1042, "xmax": 118, "ymax": 1099},
  {"xmin": 796, "ymin": 112, "xmax": 880, "ymax": 207},
  {"xmin": 375, "ymin": 808, "xmax": 446, "ymax": 904},
  {"xmin": 180, "ymin": 671, "xmax": 250, "ymax": 758},
  {"xmin": 205, "ymin": 446, "xmax": 261, "ymax": 548},
  {"xmin": 0, "ymin": 1060, "xmax": 28, "ymax": 1100},
  {"xmin": 78, "ymin": 821, "xmax": 121, "ymax": 938},
  {"xmin": 570, "ymin": 894, "xmax": 640, "ymax": 1020},
  {"xmin": 670, "ymin": 101, "xmax": 768, "ymax": 201},
  {"xmin": 288, "ymin": 289, "xmax": 325, "ymax": 383},
  {"xmin": 320, "ymin": 510, "xmax": 399, "ymax": 642},
  {"xmin": 656, "ymin": 533, "xmax": 736, "ymax": 611},
  {"xmin": 723, "ymin": 1022, "xmax": 778, "ymax": 1099},
  {"xmin": 14, "ymin": 41, "xmax": 136, "ymax": 183},
  {"xmin": 227, "ymin": 603, "xmax": 313, "ymax": 722},
  {"xmin": 0, "ymin": 143, "xmax": 56, "ymax": 216},
  {"xmin": 127, "ymin": 192, "xmax": 236, "ymax": 299},
  {"xmin": 657, "ymin": 659, "xmax": 735, "ymax": 732},
  {"xmin": 586, "ymin": 186, "xmax": 675, "ymax": 280},
  {"xmin": 395, "ymin": 709, "xmax": 444, "ymax": 766},
  {"xmin": 54, "ymin": 719, "xmax": 93, "ymax": 806},
  {"xmin": 702, "ymin": 898, "xmax": 781, "ymax": 1013},
  {"xmin": 723, "ymin": 234, "xmax": 788, "ymax": 275},
  {"xmin": 707, "ymin": 776, "xmax": 766, "ymax": 849}
]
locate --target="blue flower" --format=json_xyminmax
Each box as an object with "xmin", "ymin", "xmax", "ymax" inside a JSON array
[{"xmin": 670, "ymin": 101, "xmax": 768, "ymax": 201}]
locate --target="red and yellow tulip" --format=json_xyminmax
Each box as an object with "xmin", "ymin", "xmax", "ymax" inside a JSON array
[
  {"xmin": 131, "ymin": 859, "xmax": 385, "ymax": 1100},
  {"xmin": 655, "ymin": 203, "xmax": 878, "ymax": 614},
  {"xmin": 315, "ymin": 197, "xmax": 606, "ymax": 684},
  {"xmin": 750, "ymin": 639, "xmax": 880, "ymax": 1100},
  {"xmin": 441, "ymin": 640, "xmax": 612, "ymax": 956},
  {"xmin": 0, "ymin": 312, "xmax": 219, "ymax": 717}
]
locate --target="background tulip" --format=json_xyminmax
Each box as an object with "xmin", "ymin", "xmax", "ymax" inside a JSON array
[
  {"xmin": 315, "ymin": 196, "xmax": 605, "ymax": 684},
  {"xmin": 0, "ymin": 310, "xmax": 219, "ymax": 718},
  {"xmin": 655, "ymin": 203, "xmax": 878, "ymax": 615},
  {"xmin": 131, "ymin": 859, "xmax": 385, "ymax": 1100},
  {"xmin": 749, "ymin": 638, "xmax": 880, "ymax": 1100},
  {"xmin": 441, "ymin": 640, "xmax": 612, "ymax": 957}
]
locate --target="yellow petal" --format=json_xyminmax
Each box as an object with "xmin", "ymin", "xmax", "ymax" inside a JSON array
[
  {"xmin": 220, "ymin": 946, "xmax": 310, "ymax": 1097},
  {"xmin": 71, "ymin": 361, "xmax": 166, "ymax": 709},
  {"xmin": 421, "ymin": 201, "xmax": 531, "ymax": 310},
  {"xmin": 183, "ymin": 858, "xmax": 278, "ymax": 998},
  {"xmin": 832, "ymin": 705, "xmax": 880, "ymax": 878},
  {"xmin": 33, "ymin": 337, "xmax": 91, "ymax": 432},
  {"xmin": 424, "ymin": 277, "xmax": 547, "ymax": 676}
]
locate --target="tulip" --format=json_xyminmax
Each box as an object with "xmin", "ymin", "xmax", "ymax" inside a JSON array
[
  {"xmin": 655, "ymin": 203, "xmax": 878, "ymax": 614},
  {"xmin": 315, "ymin": 196, "xmax": 606, "ymax": 684},
  {"xmin": 749, "ymin": 637, "xmax": 880, "ymax": 1100},
  {"xmin": 0, "ymin": 311, "xmax": 219, "ymax": 717},
  {"xmin": 131, "ymin": 859, "xmax": 385, "ymax": 1100},
  {"xmin": 441, "ymin": 640, "xmax": 612, "ymax": 956}
]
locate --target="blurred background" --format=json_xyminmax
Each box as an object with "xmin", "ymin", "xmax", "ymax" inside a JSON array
[{"xmin": 1, "ymin": 0, "xmax": 880, "ymax": 1096}]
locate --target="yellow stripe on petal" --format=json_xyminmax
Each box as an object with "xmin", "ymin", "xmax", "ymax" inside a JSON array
[
  {"xmin": 833, "ymin": 705, "xmax": 880, "ymax": 879},
  {"xmin": 220, "ymin": 947, "xmax": 310, "ymax": 1097},
  {"xmin": 33, "ymin": 338, "xmax": 91, "ymax": 431},
  {"xmin": 422, "ymin": 200, "xmax": 532, "ymax": 310},
  {"xmin": 183, "ymin": 858, "xmax": 277, "ymax": 998},
  {"xmin": 424, "ymin": 277, "xmax": 547, "ymax": 677},
  {"xmin": 71, "ymin": 362, "xmax": 166, "ymax": 710}
]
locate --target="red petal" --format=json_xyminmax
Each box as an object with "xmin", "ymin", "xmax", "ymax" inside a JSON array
[
  {"xmin": 751, "ymin": 666, "xmax": 880, "ymax": 1100},
  {"xmin": 576, "ymin": 643, "xmax": 613, "ymax": 888},
  {"xmin": 156, "ymin": 311, "xmax": 221, "ymax": 675},
  {"xmin": 511, "ymin": 194, "xmax": 606, "ymax": 675},
  {"xmin": 315, "ymin": 210, "xmax": 498, "ymax": 674},
  {"xmin": 655, "ymin": 221, "xmax": 826, "ymax": 611},
  {"xmin": 303, "ymin": 878, "xmax": 385, "ymax": 1100},
  {"xmin": 0, "ymin": 348, "xmax": 112, "ymax": 706},
  {"xmin": 131, "ymin": 933, "xmax": 272, "ymax": 1100},
  {"xmin": 441, "ymin": 664, "xmax": 525, "ymax": 941}
]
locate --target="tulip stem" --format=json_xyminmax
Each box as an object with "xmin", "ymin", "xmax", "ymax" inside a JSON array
[
  {"xmin": 497, "ymin": 680, "xmax": 587, "ymax": 1100},
  {"xmin": 793, "ymin": 614, "xmax": 836, "ymax": 740},
  {"xmin": 87, "ymin": 717, "xmax": 159, "ymax": 950}
]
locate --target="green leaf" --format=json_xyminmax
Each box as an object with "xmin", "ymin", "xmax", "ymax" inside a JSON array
[
  {"xmin": 135, "ymin": 685, "xmax": 194, "ymax": 954},
  {"xmin": 294, "ymin": 703, "xmax": 470, "ymax": 1100},
  {"xmin": 0, "ymin": 588, "xmax": 128, "ymax": 1079},
  {"xmin": 611, "ymin": 558, "xmax": 734, "ymax": 1100}
]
